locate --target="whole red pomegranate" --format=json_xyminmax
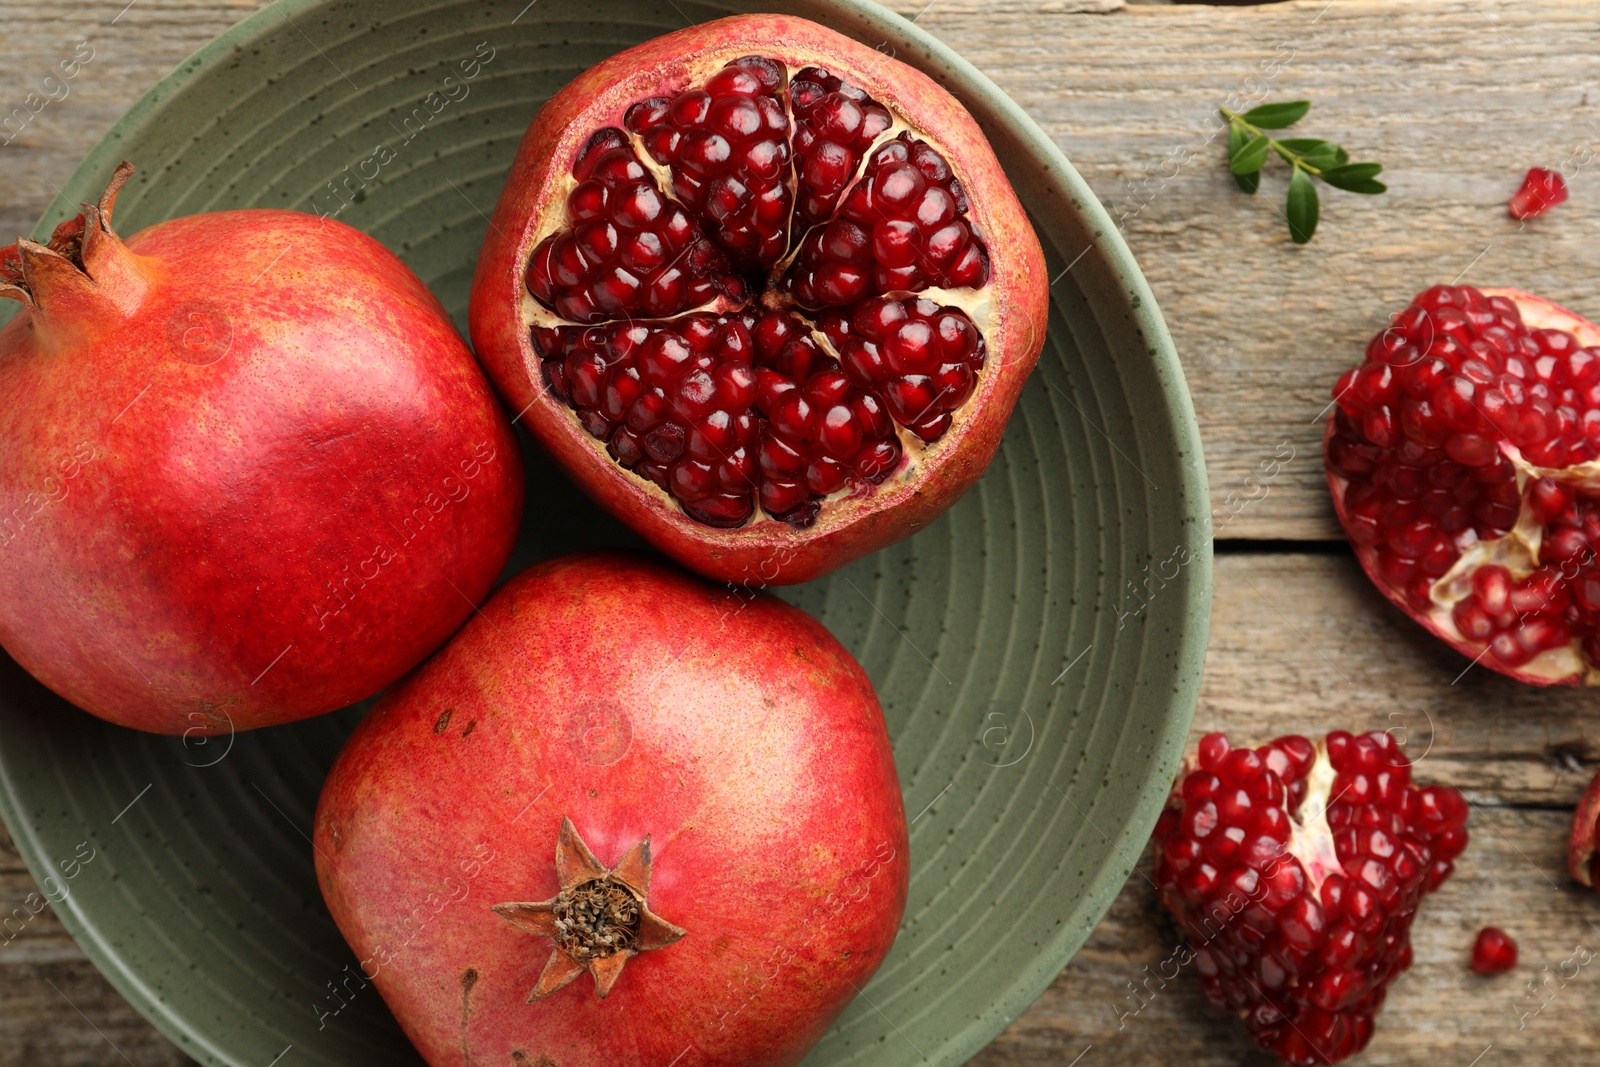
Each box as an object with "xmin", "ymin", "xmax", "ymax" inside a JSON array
[
  {"xmin": 1327, "ymin": 285, "xmax": 1600, "ymax": 684},
  {"xmin": 470, "ymin": 15, "xmax": 1048, "ymax": 586},
  {"xmin": 1151, "ymin": 730, "xmax": 1467, "ymax": 1065},
  {"xmin": 313, "ymin": 551, "xmax": 909, "ymax": 1067},
  {"xmin": 0, "ymin": 163, "xmax": 523, "ymax": 734}
]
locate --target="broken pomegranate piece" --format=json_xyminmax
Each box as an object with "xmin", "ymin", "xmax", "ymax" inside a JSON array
[
  {"xmin": 1326, "ymin": 285, "xmax": 1600, "ymax": 684},
  {"xmin": 1151, "ymin": 730, "xmax": 1467, "ymax": 1066},
  {"xmin": 471, "ymin": 15, "xmax": 1047, "ymax": 585},
  {"xmin": 1509, "ymin": 167, "xmax": 1568, "ymax": 221},
  {"xmin": 1568, "ymin": 766, "xmax": 1600, "ymax": 886}
]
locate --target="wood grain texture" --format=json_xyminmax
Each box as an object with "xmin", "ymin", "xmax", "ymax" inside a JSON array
[
  {"xmin": 0, "ymin": 822, "xmax": 193, "ymax": 1066},
  {"xmin": 904, "ymin": 0, "xmax": 1600, "ymax": 542},
  {"xmin": 975, "ymin": 552, "xmax": 1600, "ymax": 1066},
  {"xmin": 3, "ymin": 2, "xmax": 1599, "ymax": 1066}
]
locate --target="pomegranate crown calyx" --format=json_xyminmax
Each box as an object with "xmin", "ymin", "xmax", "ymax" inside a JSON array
[
  {"xmin": 0, "ymin": 160, "xmax": 137, "ymax": 313},
  {"xmin": 492, "ymin": 816, "xmax": 687, "ymax": 1001}
]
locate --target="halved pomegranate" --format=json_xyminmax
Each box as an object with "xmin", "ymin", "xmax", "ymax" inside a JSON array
[
  {"xmin": 470, "ymin": 14, "xmax": 1048, "ymax": 585},
  {"xmin": 1326, "ymin": 285, "xmax": 1600, "ymax": 685}
]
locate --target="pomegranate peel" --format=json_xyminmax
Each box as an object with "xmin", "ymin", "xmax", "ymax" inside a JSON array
[
  {"xmin": 0, "ymin": 163, "xmax": 523, "ymax": 733},
  {"xmin": 1151, "ymin": 730, "xmax": 1467, "ymax": 1065},
  {"xmin": 1568, "ymin": 766, "xmax": 1600, "ymax": 887},
  {"xmin": 469, "ymin": 15, "xmax": 1048, "ymax": 585},
  {"xmin": 491, "ymin": 816, "xmax": 687, "ymax": 1000},
  {"xmin": 313, "ymin": 551, "xmax": 909, "ymax": 1066},
  {"xmin": 1326, "ymin": 285, "xmax": 1600, "ymax": 686}
]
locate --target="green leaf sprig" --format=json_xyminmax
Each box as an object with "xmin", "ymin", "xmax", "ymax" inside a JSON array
[{"xmin": 1221, "ymin": 101, "xmax": 1386, "ymax": 245}]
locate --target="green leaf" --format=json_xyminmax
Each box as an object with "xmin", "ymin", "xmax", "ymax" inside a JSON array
[
  {"xmin": 1278, "ymin": 138, "xmax": 1348, "ymax": 168},
  {"xmin": 1230, "ymin": 133, "xmax": 1271, "ymax": 175},
  {"xmin": 1287, "ymin": 166, "xmax": 1320, "ymax": 243},
  {"xmin": 1320, "ymin": 162, "xmax": 1386, "ymax": 193},
  {"xmin": 1241, "ymin": 100, "xmax": 1311, "ymax": 130},
  {"xmin": 1227, "ymin": 126, "xmax": 1260, "ymax": 193}
]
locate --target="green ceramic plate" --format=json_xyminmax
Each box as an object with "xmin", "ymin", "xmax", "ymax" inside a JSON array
[{"xmin": 0, "ymin": 2, "xmax": 1208, "ymax": 1064}]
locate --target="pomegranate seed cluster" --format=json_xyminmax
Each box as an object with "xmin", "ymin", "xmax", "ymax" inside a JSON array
[
  {"xmin": 535, "ymin": 307, "xmax": 903, "ymax": 528},
  {"xmin": 626, "ymin": 57, "xmax": 793, "ymax": 267},
  {"xmin": 525, "ymin": 56, "xmax": 995, "ymax": 530},
  {"xmin": 789, "ymin": 67, "xmax": 893, "ymax": 227},
  {"xmin": 1152, "ymin": 731, "xmax": 1468, "ymax": 1066},
  {"xmin": 525, "ymin": 131, "xmax": 742, "ymax": 322},
  {"xmin": 789, "ymin": 133, "xmax": 989, "ymax": 308},
  {"xmin": 1328, "ymin": 285, "xmax": 1600, "ymax": 671}
]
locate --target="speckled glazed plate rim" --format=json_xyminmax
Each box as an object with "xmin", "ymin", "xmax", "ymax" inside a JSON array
[{"xmin": 0, "ymin": 1, "xmax": 1211, "ymax": 1063}]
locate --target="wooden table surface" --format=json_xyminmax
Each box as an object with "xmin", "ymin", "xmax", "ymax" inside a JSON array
[{"xmin": 4, "ymin": 0, "xmax": 1600, "ymax": 1063}]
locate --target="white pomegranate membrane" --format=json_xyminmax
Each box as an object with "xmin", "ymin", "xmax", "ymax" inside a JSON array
[
  {"xmin": 524, "ymin": 57, "xmax": 992, "ymax": 529},
  {"xmin": 1327, "ymin": 285, "xmax": 1600, "ymax": 682}
]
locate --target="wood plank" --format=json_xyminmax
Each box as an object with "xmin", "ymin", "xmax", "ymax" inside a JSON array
[
  {"xmin": 973, "ymin": 808, "xmax": 1599, "ymax": 1066},
  {"xmin": 904, "ymin": 0, "xmax": 1600, "ymax": 541},
  {"xmin": 0, "ymin": 824, "xmax": 193, "ymax": 1066},
  {"xmin": 4, "ymin": 1, "xmax": 1599, "ymax": 1064},
  {"xmin": 1200, "ymin": 551, "xmax": 1600, "ymax": 808},
  {"xmin": 974, "ymin": 550, "xmax": 1600, "ymax": 1065},
  {"xmin": 10, "ymin": 1, "xmax": 1596, "ymax": 541}
]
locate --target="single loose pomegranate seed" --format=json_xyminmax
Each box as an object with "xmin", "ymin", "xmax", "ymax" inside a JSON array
[
  {"xmin": 1469, "ymin": 927, "xmax": 1517, "ymax": 974},
  {"xmin": 525, "ymin": 57, "xmax": 998, "ymax": 529},
  {"xmin": 1508, "ymin": 167, "xmax": 1568, "ymax": 221},
  {"xmin": 1152, "ymin": 730, "xmax": 1467, "ymax": 1066}
]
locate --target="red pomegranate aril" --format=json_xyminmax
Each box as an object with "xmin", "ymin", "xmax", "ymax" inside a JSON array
[
  {"xmin": 1509, "ymin": 167, "xmax": 1569, "ymax": 220},
  {"xmin": 1154, "ymin": 730, "xmax": 1467, "ymax": 1065},
  {"xmin": 791, "ymin": 66, "xmax": 894, "ymax": 225},
  {"xmin": 1469, "ymin": 927, "xmax": 1517, "ymax": 974}
]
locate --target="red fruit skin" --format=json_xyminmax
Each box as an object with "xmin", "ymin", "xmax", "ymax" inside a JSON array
[
  {"xmin": 1324, "ymin": 287, "xmax": 1600, "ymax": 687},
  {"xmin": 313, "ymin": 551, "xmax": 910, "ymax": 1067},
  {"xmin": 1569, "ymin": 767, "xmax": 1600, "ymax": 886},
  {"xmin": 469, "ymin": 14, "xmax": 1048, "ymax": 586},
  {"xmin": 0, "ymin": 184, "xmax": 523, "ymax": 733}
]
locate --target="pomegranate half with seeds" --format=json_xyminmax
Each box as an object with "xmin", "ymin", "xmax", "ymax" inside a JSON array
[
  {"xmin": 1152, "ymin": 730, "xmax": 1468, "ymax": 1065},
  {"xmin": 470, "ymin": 14, "xmax": 1048, "ymax": 585},
  {"xmin": 1326, "ymin": 285, "xmax": 1600, "ymax": 684}
]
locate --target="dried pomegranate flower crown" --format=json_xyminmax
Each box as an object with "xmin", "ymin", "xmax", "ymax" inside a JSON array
[{"xmin": 493, "ymin": 817, "xmax": 686, "ymax": 1000}]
